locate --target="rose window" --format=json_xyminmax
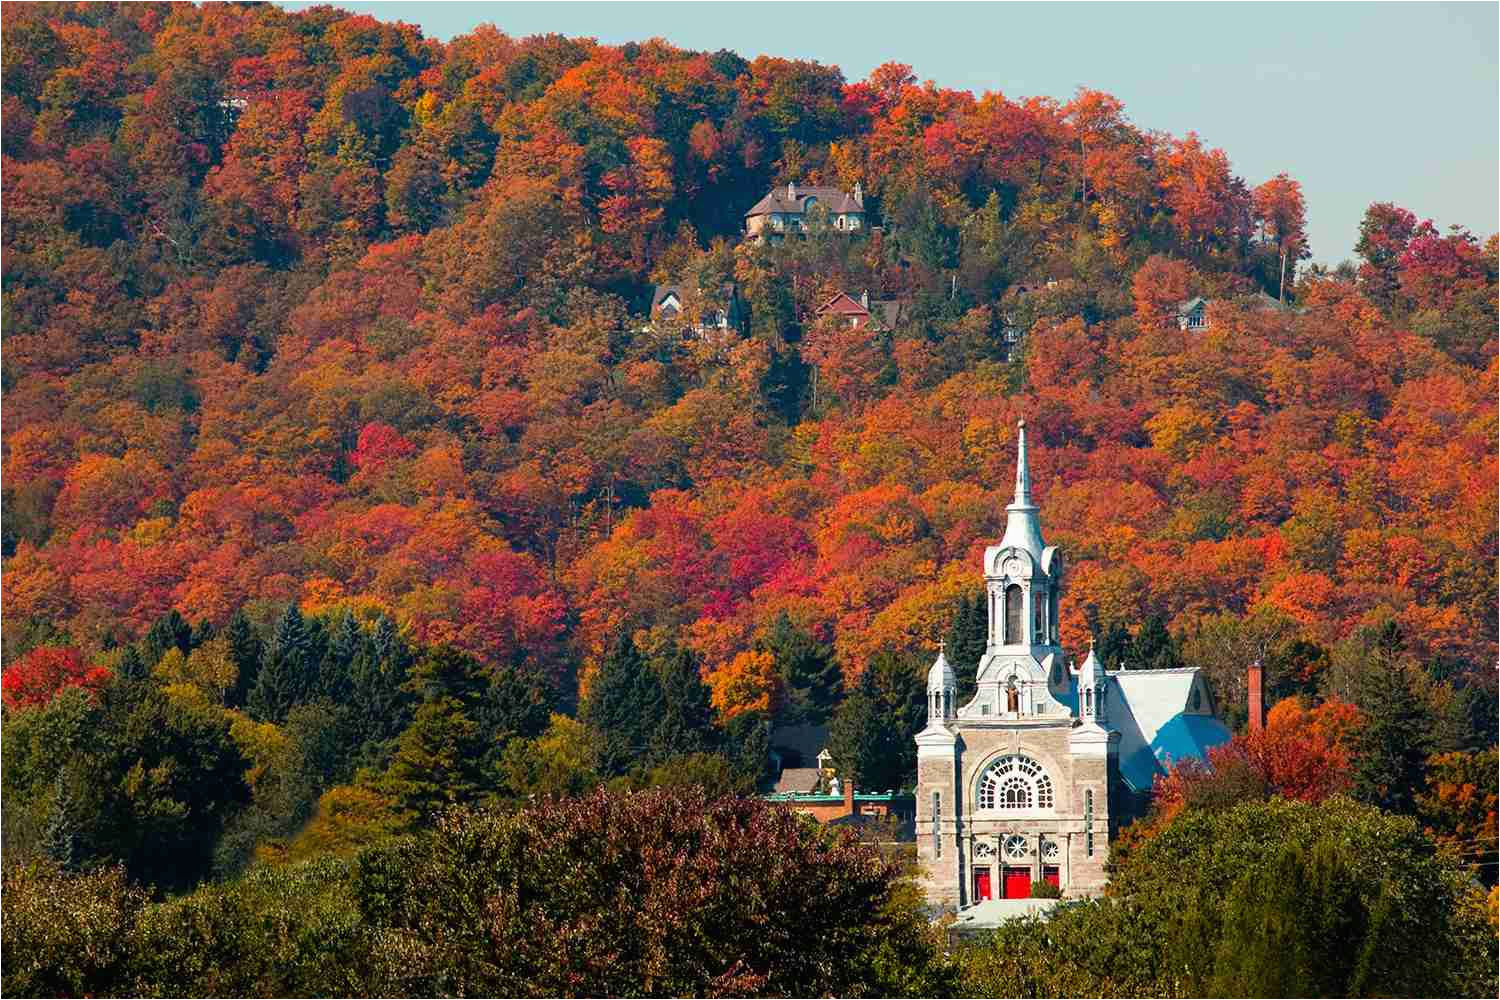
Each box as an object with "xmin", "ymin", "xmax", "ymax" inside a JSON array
[
  {"xmin": 1003, "ymin": 834, "xmax": 1029, "ymax": 861},
  {"xmin": 977, "ymin": 754, "xmax": 1056, "ymax": 810},
  {"xmin": 1041, "ymin": 840, "xmax": 1061, "ymax": 862},
  {"xmin": 974, "ymin": 840, "xmax": 995, "ymax": 859}
]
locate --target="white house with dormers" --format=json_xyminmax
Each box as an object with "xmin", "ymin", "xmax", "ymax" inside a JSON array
[{"xmin": 915, "ymin": 421, "xmax": 1230, "ymax": 910}]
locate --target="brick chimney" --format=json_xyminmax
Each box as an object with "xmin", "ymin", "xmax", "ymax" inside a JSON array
[
  {"xmin": 1247, "ymin": 660, "xmax": 1264, "ymax": 734},
  {"xmin": 843, "ymin": 777, "xmax": 855, "ymax": 817}
]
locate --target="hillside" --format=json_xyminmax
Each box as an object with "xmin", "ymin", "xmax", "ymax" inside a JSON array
[{"xmin": 3, "ymin": 3, "xmax": 1496, "ymax": 724}]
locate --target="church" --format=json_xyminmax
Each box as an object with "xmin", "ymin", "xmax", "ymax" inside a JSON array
[{"xmin": 915, "ymin": 422, "xmax": 1231, "ymax": 908}]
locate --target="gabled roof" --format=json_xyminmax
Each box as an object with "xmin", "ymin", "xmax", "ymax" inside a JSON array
[
  {"xmin": 816, "ymin": 292, "xmax": 869, "ymax": 317},
  {"xmin": 745, "ymin": 183, "xmax": 864, "ymax": 218},
  {"xmin": 1108, "ymin": 668, "xmax": 1230, "ymax": 791},
  {"xmin": 1176, "ymin": 296, "xmax": 1208, "ymax": 317},
  {"xmin": 772, "ymin": 767, "xmax": 821, "ymax": 794}
]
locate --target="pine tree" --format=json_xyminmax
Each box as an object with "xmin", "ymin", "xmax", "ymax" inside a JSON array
[
  {"xmin": 650, "ymin": 644, "xmax": 716, "ymax": 763},
  {"xmin": 582, "ymin": 635, "xmax": 665, "ymax": 777},
  {"xmin": 224, "ymin": 610, "xmax": 263, "ymax": 708},
  {"xmin": 247, "ymin": 646, "xmax": 298, "ymax": 723},
  {"xmin": 321, "ymin": 611, "xmax": 362, "ymax": 703},
  {"xmin": 116, "ymin": 645, "xmax": 148, "ymax": 683},
  {"xmin": 380, "ymin": 696, "xmax": 490, "ymax": 816},
  {"xmin": 142, "ymin": 609, "xmax": 192, "ymax": 667},
  {"xmin": 1129, "ymin": 615, "xmax": 1182, "ymax": 670},
  {"xmin": 944, "ymin": 592, "xmax": 987, "ymax": 702},
  {"xmin": 762, "ymin": 613, "xmax": 841, "ymax": 725},
  {"xmin": 1352, "ymin": 662, "xmax": 1434, "ymax": 814},
  {"xmin": 1094, "ymin": 620, "xmax": 1133, "ymax": 670},
  {"xmin": 723, "ymin": 710, "xmax": 772, "ymax": 788},
  {"xmin": 265, "ymin": 602, "xmax": 316, "ymax": 706},
  {"xmin": 41, "ymin": 772, "xmax": 83, "ymax": 870}
]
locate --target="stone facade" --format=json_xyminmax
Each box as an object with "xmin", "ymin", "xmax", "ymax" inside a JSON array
[{"xmin": 914, "ymin": 421, "xmax": 1230, "ymax": 909}]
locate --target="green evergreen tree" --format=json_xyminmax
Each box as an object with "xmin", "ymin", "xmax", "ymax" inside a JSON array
[
  {"xmin": 142, "ymin": 610, "xmax": 192, "ymax": 667},
  {"xmin": 246, "ymin": 646, "xmax": 298, "ymax": 724},
  {"xmin": 115, "ymin": 645, "xmax": 148, "ymax": 684},
  {"xmin": 1352, "ymin": 662, "xmax": 1434, "ymax": 814},
  {"xmin": 827, "ymin": 650, "xmax": 925, "ymax": 793},
  {"xmin": 1094, "ymin": 620, "xmax": 1133, "ymax": 670},
  {"xmin": 943, "ymin": 592, "xmax": 987, "ymax": 702},
  {"xmin": 649, "ymin": 644, "xmax": 717, "ymax": 763},
  {"xmin": 762, "ymin": 613, "xmax": 841, "ymax": 725},
  {"xmin": 224, "ymin": 610, "xmax": 262, "ymax": 709},
  {"xmin": 722, "ymin": 710, "xmax": 772, "ymax": 789},
  {"xmin": 582, "ymin": 635, "xmax": 665, "ymax": 777},
  {"xmin": 1129, "ymin": 615, "xmax": 1182, "ymax": 670},
  {"xmin": 320, "ymin": 611, "xmax": 361, "ymax": 704},
  {"xmin": 380, "ymin": 697, "xmax": 490, "ymax": 816},
  {"xmin": 41, "ymin": 772, "xmax": 84, "ymax": 871}
]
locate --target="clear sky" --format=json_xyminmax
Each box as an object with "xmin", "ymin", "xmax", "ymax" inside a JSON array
[{"xmin": 279, "ymin": 1, "xmax": 1498, "ymax": 263}]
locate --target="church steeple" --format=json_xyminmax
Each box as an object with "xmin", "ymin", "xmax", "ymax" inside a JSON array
[{"xmin": 998, "ymin": 420, "xmax": 1046, "ymax": 558}]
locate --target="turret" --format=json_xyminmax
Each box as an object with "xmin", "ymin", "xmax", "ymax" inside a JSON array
[
  {"xmin": 926, "ymin": 643, "xmax": 956, "ymax": 725},
  {"xmin": 1077, "ymin": 640, "xmax": 1108, "ymax": 726}
]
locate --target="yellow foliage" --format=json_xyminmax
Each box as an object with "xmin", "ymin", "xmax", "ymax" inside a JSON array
[{"xmin": 707, "ymin": 648, "xmax": 780, "ymax": 721}]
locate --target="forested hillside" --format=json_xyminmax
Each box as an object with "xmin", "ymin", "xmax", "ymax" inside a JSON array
[{"xmin": 2, "ymin": 2, "xmax": 1496, "ymax": 887}]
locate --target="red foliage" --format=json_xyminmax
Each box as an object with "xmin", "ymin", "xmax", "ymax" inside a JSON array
[{"xmin": 1, "ymin": 646, "xmax": 112, "ymax": 710}]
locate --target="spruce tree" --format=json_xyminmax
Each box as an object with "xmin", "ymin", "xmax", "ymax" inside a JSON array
[
  {"xmin": 1352, "ymin": 662, "xmax": 1434, "ymax": 814},
  {"xmin": 582, "ymin": 635, "xmax": 665, "ymax": 777},
  {"xmin": 116, "ymin": 645, "xmax": 149, "ymax": 684},
  {"xmin": 1094, "ymin": 620, "xmax": 1133, "ymax": 670},
  {"xmin": 267, "ymin": 602, "xmax": 316, "ymax": 704},
  {"xmin": 650, "ymin": 644, "xmax": 716, "ymax": 763},
  {"xmin": 762, "ymin": 613, "xmax": 841, "ymax": 725},
  {"xmin": 943, "ymin": 592, "xmax": 987, "ymax": 702},
  {"xmin": 41, "ymin": 773, "xmax": 83, "ymax": 870},
  {"xmin": 321, "ymin": 610, "xmax": 362, "ymax": 703},
  {"xmin": 224, "ymin": 610, "xmax": 263, "ymax": 708},
  {"xmin": 1130, "ymin": 615, "xmax": 1182, "ymax": 670},
  {"xmin": 247, "ymin": 646, "xmax": 298, "ymax": 723},
  {"xmin": 142, "ymin": 609, "xmax": 192, "ymax": 666}
]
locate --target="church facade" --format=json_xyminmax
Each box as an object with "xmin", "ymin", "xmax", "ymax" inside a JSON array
[{"xmin": 915, "ymin": 422, "xmax": 1231, "ymax": 908}]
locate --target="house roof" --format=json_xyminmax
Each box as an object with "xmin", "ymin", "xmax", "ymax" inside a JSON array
[
  {"xmin": 772, "ymin": 767, "xmax": 822, "ymax": 794},
  {"xmin": 816, "ymin": 292, "xmax": 869, "ymax": 317},
  {"xmin": 652, "ymin": 284, "xmax": 683, "ymax": 312},
  {"xmin": 869, "ymin": 298, "xmax": 911, "ymax": 329},
  {"xmin": 1176, "ymin": 297, "xmax": 1208, "ymax": 317},
  {"xmin": 746, "ymin": 183, "xmax": 864, "ymax": 218}
]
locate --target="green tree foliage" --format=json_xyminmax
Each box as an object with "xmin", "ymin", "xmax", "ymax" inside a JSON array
[
  {"xmin": 1352, "ymin": 661, "xmax": 1436, "ymax": 815},
  {"xmin": 827, "ymin": 650, "xmax": 924, "ymax": 792},
  {"xmin": 957, "ymin": 797, "xmax": 1498, "ymax": 998},
  {"xmin": 943, "ymin": 592, "xmax": 987, "ymax": 702},
  {"xmin": 648, "ymin": 642, "xmax": 718, "ymax": 762},
  {"xmin": 581, "ymin": 635, "xmax": 665, "ymax": 776},
  {"xmin": 1128, "ymin": 614, "xmax": 1184, "ymax": 671},
  {"xmin": 761, "ymin": 613, "xmax": 841, "ymax": 725}
]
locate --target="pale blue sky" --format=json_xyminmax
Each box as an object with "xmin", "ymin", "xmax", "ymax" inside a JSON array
[{"xmin": 279, "ymin": 1, "xmax": 1498, "ymax": 263}]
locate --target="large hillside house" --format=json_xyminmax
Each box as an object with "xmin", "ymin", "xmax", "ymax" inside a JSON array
[
  {"xmin": 915, "ymin": 422, "xmax": 1231, "ymax": 909},
  {"xmin": 745, "ymin": 181, "xmax": 866, "ymax": 240},
  {"xmin": 813, "ymin": 290, "xmax": 911, "ymax": 333}
]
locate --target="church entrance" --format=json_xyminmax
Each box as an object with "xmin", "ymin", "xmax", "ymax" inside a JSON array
[
  {"xmin": 972, "ymin": 866, "xmax": 992, "ymax": 901},
  {"xmin": 1042, "ymin": 865, "xmax": 1060, "ymax": 888},
  {"xmin": 1001, "ymin": 866, "xmax": 1031, "ymax": 899}
]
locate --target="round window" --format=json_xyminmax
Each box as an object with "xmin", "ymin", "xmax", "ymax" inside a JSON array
[{"xmin": 1003, "ymin": 834, "xmax": 1029, "ymax": 860}]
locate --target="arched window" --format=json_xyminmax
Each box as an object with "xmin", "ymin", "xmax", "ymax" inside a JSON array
[
  {"xmin": 1005, "ymin": 584, "xmax": 1023, "ymax": 644},
  {"xmin": 1033, "ymin": 587, "xmax": 1046, "ymax": 642},
  {"xmin": 1005, "ymin": 681, "xmax": 1019, "ymax": 714},
  {"xmin": 977, "ymin": 755, "xmax": 1056, "ymax": 811}
]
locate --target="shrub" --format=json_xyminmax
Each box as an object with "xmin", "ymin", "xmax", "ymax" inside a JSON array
[{"xmin": 1029, "ymin": 878, "xmax": 1062, "ymax": 899}]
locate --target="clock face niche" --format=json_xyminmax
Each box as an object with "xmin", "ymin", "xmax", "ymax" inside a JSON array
[{"xmin": 1003, "ymin": 556, "xmax": 1026, "ymax": 578}]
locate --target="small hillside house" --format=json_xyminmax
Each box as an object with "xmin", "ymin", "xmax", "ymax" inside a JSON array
[
  {"xmin": 813, "ymin": 290, "xmax": 910, "ymax": 333},
  {"xmin": 1176, "ymin": 297, "xmax": 1210, "ymax": 331},
  {"xmin": 745, "ymin": 181, "xmax": 866, "ymax": 240},
  {"xmin": 649, "ymin": 283, "xmax": 745, "ymax": 336}
]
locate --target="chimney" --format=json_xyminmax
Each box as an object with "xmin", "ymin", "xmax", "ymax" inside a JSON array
[
  {"xmin": 787, "ymin": 180, "xmax": 796, "ymax": 200},
  {"xmin": 853, "ymin": 180, "xmax": 864, "ymax": 206},
  {"xmin": 860, "ymin": 289, "xmax": 869, "ymax": 309},
  {"xmin": 843, "ymin": 776, "xmax": 855, "ymax": 817},
  {"xmin": 1247, "ymin": 660, "xmax": 1264, "ymax": 734}
]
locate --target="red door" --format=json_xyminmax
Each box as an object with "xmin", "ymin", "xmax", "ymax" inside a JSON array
[
  {"xmin": 973, "ymin": 867, "xmax": 992, "ymax": 901},
  {"xmin": 1042, "ymin": 865, "xmax": 1060, "ymax": 888},
  {"xmin": 1002, "ymin": 866, "xmax": 1031, "ymax": 899}
]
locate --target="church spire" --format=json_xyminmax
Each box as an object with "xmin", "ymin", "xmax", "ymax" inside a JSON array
[
  {"xmin": 1013, "ymin": 418, "xmax": 1032, "ymax": 506},
  {"xmin": 998, "ymin": 420, "xmax": 1046, "ymax": 557}
]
